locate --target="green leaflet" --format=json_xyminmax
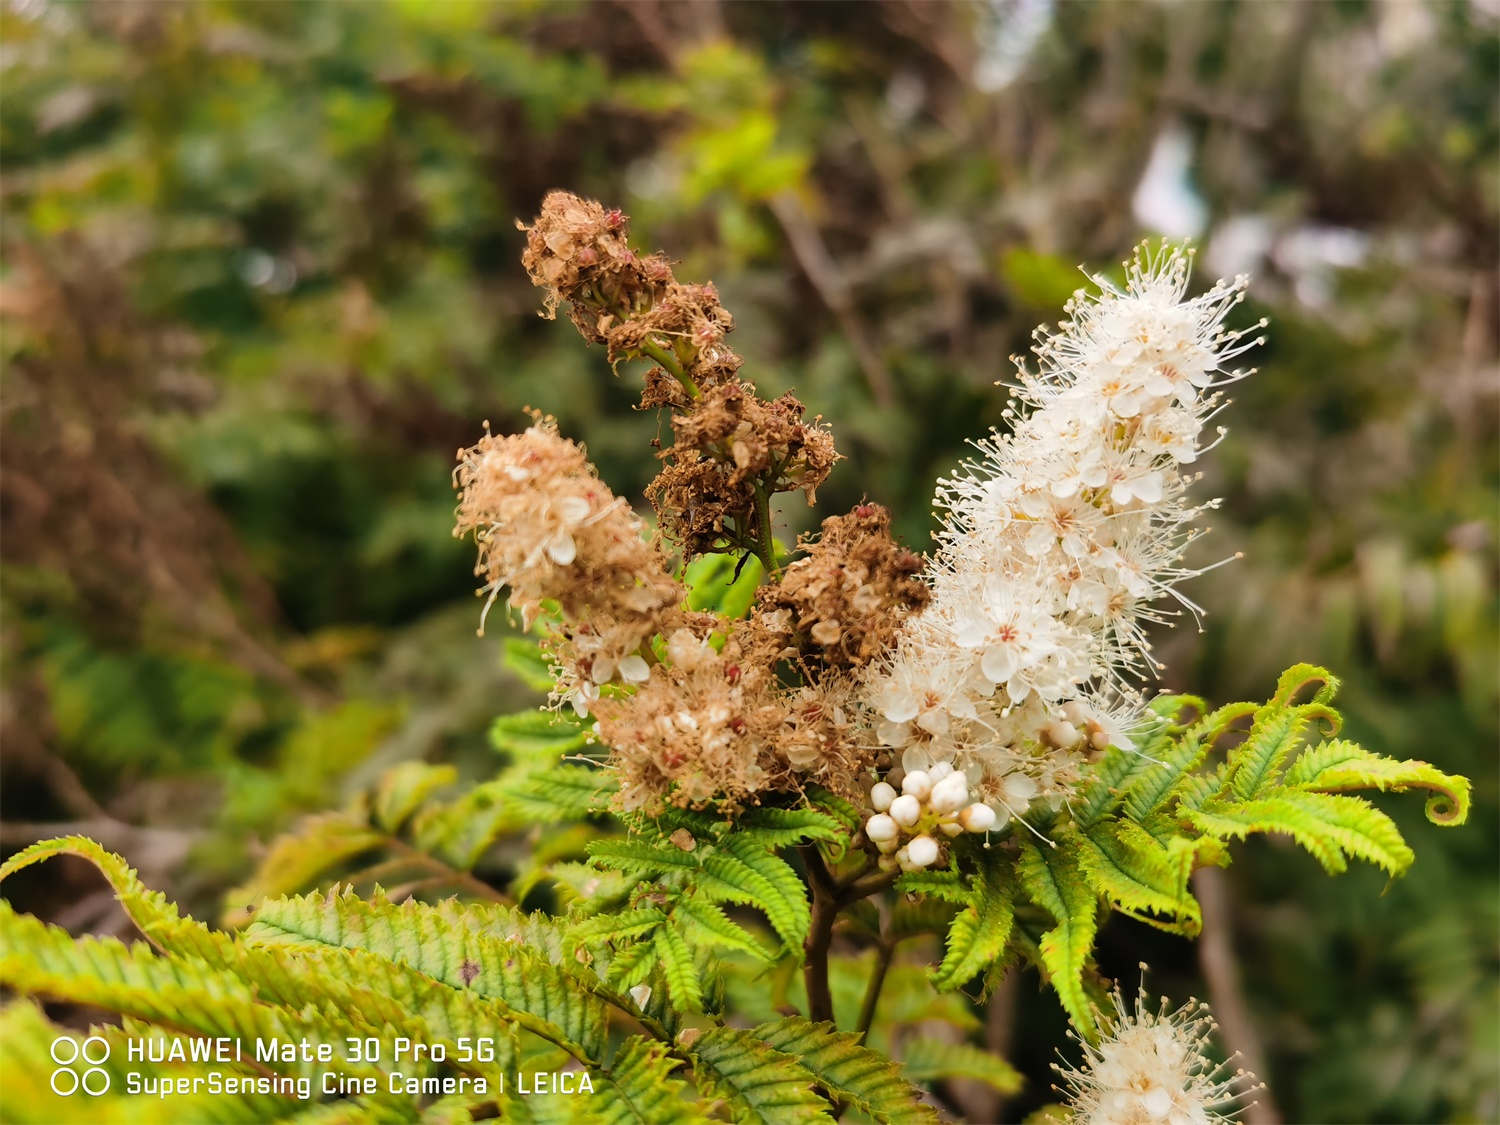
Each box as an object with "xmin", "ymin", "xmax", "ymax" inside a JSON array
[
  {"xmin": 247, "ymin": 890, "xmax": 609, "ymax": 1061},
  {"xmin": 899, "ymin": 1038, "xmax": 1024, "ymax": 1096},
  {"xmin": 894, "ymin": 868, "xmax": 972, "ymax": 904},
  {"xmin": 1073, "ymin": 696, "xmax": 1195, "ymax": 827},
  {"xmin": 1017, "ymin": 839, "xmax": 1099, "ymax": 1039},
  {"xmin": 590, "ymin": 826, "xmax": 811, "ymax": 954},
  {"xmin": 585, "ymin": 1037, "xmax": 706, "ymax": 1125},
  {"xmin": 1121, "ymin": 701, "xmax": 1256, "ymax": 829},
  {"xmin": 651, "ymin": 924, "xmax": 705, "ymax": 1013},
  {"xmin": 733, "ymin": 806, "xmax": 844, "ymax": 848},
  {"xmin": 676, "ymin": 896, "xmax": 775, "ymax": 960},
  {"xmin": 507, "ymin": 763, "xmax": 618, "ymax": 820},
  {"xmin": 686, "ymin": 1026, "xmax": 834, "ymax": 1124},
  {"xmin": 0, "ymin": 904, "xmax": 314, "ymax": 1075},
  {"xmin": 1063, "ymin": 819, "xmax": 1202, "ymax": 936},
  {"xmin": 489, "ymin": 708, "xmax": 593, "ymax": 756},
  {"xmin": 1284, "ymin": 738, "xmax": 1471, "ymax": 825},
  {"xmin": 683, "ymin": 551, "xmax": 763, "ymax": 620},
  {"xmin": 1187, "ymin": 792, "xmax": 1414, "ymax": 876},
  {"xmin": 749, "ymin": 1017, "xmax": 939, "ymax": 1124},
  {"xmin": 932, "ymin": 854, "xmax": 1015, "ymax": 992},
  {"xmin": 0, "ymin": 1001, "xmax": 306, "ymax": 1125},
  {"xmin": 373, "ymin": 762, "xmax": 460, "ymax": 833},
  {"xmin": 504, "ymin": 635, "xmax": 561, "ymax": 692},
  {"xmin": 227, "ymin": 812, "xmax": 386, "ymax": 914},
  {"xmin": 589, "ymin": 837, "xmax": 702, "ymax": 878}
]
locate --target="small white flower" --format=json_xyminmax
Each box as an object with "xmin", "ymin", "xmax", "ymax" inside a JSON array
[
  {"xmin": 865, "ymin": 813, "xmax": 897, "ymax": 843},
  {"xmin": 870, "ymin": 781, "xmax": 897, "ymax": 811}
]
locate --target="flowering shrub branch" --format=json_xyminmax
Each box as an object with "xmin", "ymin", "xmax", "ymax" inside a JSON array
[{"xmin": 0, "ymin": 195, "xmax": 1472, "ymax": 1124}]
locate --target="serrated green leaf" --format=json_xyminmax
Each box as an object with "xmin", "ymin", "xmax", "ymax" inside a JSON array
[
  {"xmin": 490, "ymin": 709, "xmax": 591, "ymax": 756},
  {"xmin": 1284, "ymin": 739, "xmax": 1470, "ymax": 825},
  {"xmin": 652, "ymin": 924, "xmax": 704, "ymax": 1012},
  {"xmin": 750, "ymin": 1017, "xmax": 939, "ymax": 1124},
  {"xmin": 247, "ymin": 891, "xmax": 608, "ymax": 1060},
  {"xmin": 570, "ymin": 907, "xmax": 667, "ymax": 945},
  {"xmin": 504, "ymin": 636, "xmax": 559, "ymax": 692},
  {"xmin": 933, "ymin": 857, "xmax": 1014, "ymax": 992},
  {"xmin": 1187, "ymin": 791, "xmax": 1414, "ymax": 876},
  {"xmin": 373, "ymin": 761, "xmax": 458, "ymax": 833},
  {"xmin": 900, "ymin": 1038, "xmax": 1024, "ymax": 1096},
  {"xmin": 736, "ymin": 806, "xmax": 843, "ymax": 848},
  {"xmin": 590, "ymin": 1037, "xmax": 704, "ymax": 1125},
  {"xmin": 895, "ymin": 869, "xmax": 972, "ymax": 904},
  {"xmin": 1017, "ymin": 839, "xmax": 1098, "ymax": 1038},
  {"xmin": 589, "ymin": 837, "xmax": 701, "ymax": 877},
  {"xmin": 677, "ymin": 897, "xmax": 773, "ymax": 961},
  {"xmin": 687, "ymin": 1026, "xmax": 833, "ymax": 1124},
  {"xmin": 700, "ymin": 835, "xmax": 811, "ymax": 951},
  {"xmin": 1066, "ymin": 820, "xmax": 1201, "ymax": 936},
  {"xmin": 509, "ymin": 763, "xmax": 616, "ymax": 821}
]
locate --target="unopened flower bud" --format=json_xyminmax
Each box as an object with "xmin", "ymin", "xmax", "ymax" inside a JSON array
[
  {"xmin": 929, "ymin": 771, "xmax": 970, "ymax": 814},
  {"xmin": 869, "ymin": 781, "xmax": 897, "ymax": 812},
  {"xmin": 906, "ymin": 835, "xmax": 940, "ymax": 868},
  {"xmin": 940, "ymin": 819, "xmax": 964, "ymax": 837},
  {"xmin": 960, "ymin": 803, "xmax": 997, "ymax": 833},
  {"xmin": 901, "ymin": 770, "xmax": 933, "ymax": 801},
  {"xmin": 865, "ymin": 813, "xmax": 897, "ymax": 843},
  {"xmin": 928, "ymin": 761, "xmax": 954, "ymax": 781},
  {"xmin": 889, "ymin": 794, "xmax": 922, "ymax": 827},
  {"xmin": 896, "ymin": 845, "xmax": 918, "ymax": 872}
]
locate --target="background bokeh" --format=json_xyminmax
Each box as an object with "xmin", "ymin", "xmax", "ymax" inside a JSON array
[{"xmin": 2, "ymin": 1, "xmax": 1495, "ymax": 1121}]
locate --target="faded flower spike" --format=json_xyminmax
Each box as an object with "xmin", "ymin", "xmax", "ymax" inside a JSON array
[
  {"xmin": 452, "ymin": 415, "xmax": 681, "ymax": 710},
  {"xmin": 861, "ymin": 243, "xmax": 1265, "ymax": 817},
  {"xmin": 1055, "ymin": 981, "xmax": 1255, "ymax": 1125}
]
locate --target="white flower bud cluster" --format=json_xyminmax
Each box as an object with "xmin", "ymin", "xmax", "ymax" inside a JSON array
[
  {"xmin": 863, "ymin": 763, "xmax": 997, "ymax": 871},
  {"xmin": 859, "ymin": 245, "xmax": 1261, "ymax": 814}
]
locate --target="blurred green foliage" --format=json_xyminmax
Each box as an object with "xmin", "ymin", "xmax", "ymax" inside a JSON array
[{"xmin": 2, "ymin": 1, "xmax": 1495, "ymax": 1121}]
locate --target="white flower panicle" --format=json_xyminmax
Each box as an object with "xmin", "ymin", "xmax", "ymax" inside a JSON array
[
  {"xmin": 1055, "ymin": 983, "xmax": 1254, "ymax": 1125},
  {"xmin": 861, "ymin": 243, "xmax": 1263, "ymax": 816},
  {"xmin": 863, "ymin": 762, "xmax": 997, "ymax": 872}
]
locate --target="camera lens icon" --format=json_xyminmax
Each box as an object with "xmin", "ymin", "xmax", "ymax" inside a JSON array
[{"xmin": 49, "ymin": 1036, "xmax": 111, "ymax": 1096}]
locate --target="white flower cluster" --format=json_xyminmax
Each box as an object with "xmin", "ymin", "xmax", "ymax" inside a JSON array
[
  {"xmin": 861, "ymin": 244, "xmax": 1262, "ymax": 815},
  {"xmin": 1055, "ymin": 983, "xmax": 1252, "ymax": 1125},
  {"xmin": 863, "ymin": 763, "xmax": 997, "ymax": 871}
]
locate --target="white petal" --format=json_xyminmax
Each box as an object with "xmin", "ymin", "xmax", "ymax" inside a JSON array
[{"xmin": 617, "ymin": 654, "xmax": 650, "ymax": 683}]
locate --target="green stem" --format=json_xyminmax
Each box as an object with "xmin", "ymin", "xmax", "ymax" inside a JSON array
[
  {"xmin": 751, "ymin": 483, "xmax": 778, "ymax": 575},
  {"xmin": 854, "ymin": 911, "xmax": 894, "ymax": 1044},
  {"xmin": 640, "ymin": 338, "xmax": 700, "ymax": 400}
]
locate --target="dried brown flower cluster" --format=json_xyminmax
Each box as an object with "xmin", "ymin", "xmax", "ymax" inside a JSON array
[
  {"xmin": 756, "ymin": 504, "xmax": 929, "ymax": 672},
  {"xmin": 521, "ymin": 191, "xmax": 837, "ymax": 562},
  {"xmin": 456, "ymin": 195, "xmax": 934, "ymax": 811},
  {"xmin": 452, "ymin": 416, "xmax": 681, "ymax": 710}
]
